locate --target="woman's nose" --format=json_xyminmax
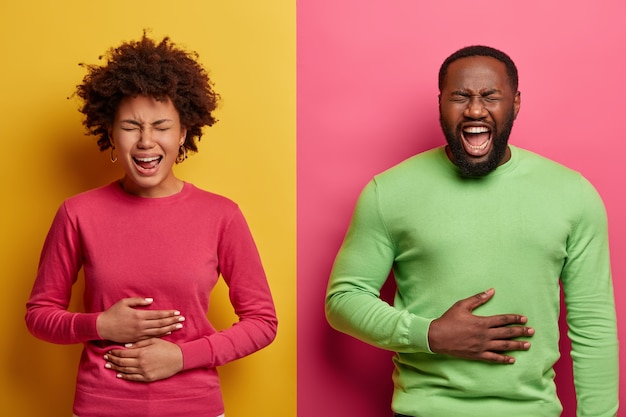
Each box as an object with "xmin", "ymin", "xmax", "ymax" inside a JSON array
[{"xmin": 137, "ymin": 129, "xmax": 156, "ymax": 148}]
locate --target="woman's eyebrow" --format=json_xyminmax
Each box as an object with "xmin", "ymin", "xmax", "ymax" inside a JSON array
[
  {"xmin": 120, "ymin": 119, "xmax": 141, "ymax": 125},
  {"xmin": 119, "ymin": 119, "xmax": 173, "ymax": 125},
  {"xmin": 152, "ymin": 119, "xmax": 173, "ymax": 125}
]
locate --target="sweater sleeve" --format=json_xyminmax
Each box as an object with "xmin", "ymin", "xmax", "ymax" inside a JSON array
[
  {"xmin": 561, "ymin": 177, "xmax": 619, "ymax": 417},
  {"xmin": 179, "ymin": 208, "xmax": 278, "ymax": 370},
  {"xmin": 325, "ymin": 180, "xmax": 434, "ymax": 353},
  {"xmin": 25, "ymin": 203, "xmax": 101, "ymax": 344}
]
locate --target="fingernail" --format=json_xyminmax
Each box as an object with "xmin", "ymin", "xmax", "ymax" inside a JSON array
[
  {"xmin": 103, "ymin": 355, "xmax": 109, "ymax": 360},
  {"xmin": 116, "ymin": 373, "xmax": 123, "ymax": 378},
  {"xmin": 145, "ymin": 298, "xmax": 153, "ymax": 303},
  {"xmin": 105, "ymin": 363, "xmax": 112, "ymax": 369},
  {"xmin": 524, "ymin": 342, "xmax": 531, "ymax": 349},
  {"xmin": 178, "ymin": 316, "xmax": 186, "ymax": 322},
  {"xmin": 175, "ymin": 323, "xmax": 183, "ymax": 329},
  {"xmin": 125, "ymin": 343, "xmax": 133, "ymax": 348},
  {"xmin": 174, "ymin": 310, "xmax": 181, "ymax": 316}
]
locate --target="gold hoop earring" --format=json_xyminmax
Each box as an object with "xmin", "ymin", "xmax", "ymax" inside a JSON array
[
  {"xmin": 110, "ymin": 146, "xmax": 118, "ymax": 163},
  {"xmin": 176, "ymin": 145, "xmax": 187, "ymax": 163}
]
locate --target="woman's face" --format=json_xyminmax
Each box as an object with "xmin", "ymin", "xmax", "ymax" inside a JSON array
[{"xmin": 110, "ymin": 95, "xmax": 187, "ymax": 197}]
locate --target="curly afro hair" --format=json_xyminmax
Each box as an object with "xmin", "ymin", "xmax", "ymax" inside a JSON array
[{"xmin": 75, "ymin": 33, "xmax": 219, "ymax": 160}]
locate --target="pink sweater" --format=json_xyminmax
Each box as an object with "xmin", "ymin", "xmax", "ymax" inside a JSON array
[{"xmin": 26, "ymin": 182, "xmax": 277, "ymax": 417}]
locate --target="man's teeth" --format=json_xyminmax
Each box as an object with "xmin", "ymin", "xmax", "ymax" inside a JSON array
[
  {"xmin": 463, "ymin": 126, "xmax": 490, "ymax": 134},
  {"xmin": 467, "ymin": 140, "xmax": 490, "ymax": 150}
]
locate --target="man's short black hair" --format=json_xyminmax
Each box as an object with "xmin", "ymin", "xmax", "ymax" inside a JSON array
[{"xmin": 438, "ymin": 45, "xmax": 519, "ymax": 92}]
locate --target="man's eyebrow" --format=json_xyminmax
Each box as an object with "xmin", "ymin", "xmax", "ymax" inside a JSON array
[
  {"xmin": 480, "ymin": 89, "xmax": 501, "ymax": 96},
  {"xmin": 450, "ymin": 89, "xmax": 502, "ymax": 96}
]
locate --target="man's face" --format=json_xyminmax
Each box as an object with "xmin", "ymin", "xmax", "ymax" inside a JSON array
[{"xmin": 439, "ymin": 56, "xmax": 520, "ymax": 177}]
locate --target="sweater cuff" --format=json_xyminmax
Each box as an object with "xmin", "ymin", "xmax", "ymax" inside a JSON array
[
  {"xmin": 408, "ymin": 315, "xmax": 435, "ymax": 353},
  {"xmin": 179, "ymin": 338, "xmax": 213, "ymax": 370},
  {"xmin": 74, "ymin": 312, "xmax": 102, "ymax": 341}
]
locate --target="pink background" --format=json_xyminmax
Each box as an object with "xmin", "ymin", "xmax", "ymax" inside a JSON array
[{"xmin": 297, "ymin": 1, "xmax": 626, "ymax": 416}]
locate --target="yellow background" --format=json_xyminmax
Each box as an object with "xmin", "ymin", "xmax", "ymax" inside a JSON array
[{"xmin": 0, "ymin": 1, "xmax": 295, "ymax": 416}]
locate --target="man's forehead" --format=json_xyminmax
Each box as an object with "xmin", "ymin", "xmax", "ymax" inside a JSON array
[{"xmin": 443, "ymin": 56, "xmax": 510, "ymax": 90}]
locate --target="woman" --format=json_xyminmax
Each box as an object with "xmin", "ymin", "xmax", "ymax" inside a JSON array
[{"xmin": 25, "ymin": 34, "xmax": 277, "ymax": 417}]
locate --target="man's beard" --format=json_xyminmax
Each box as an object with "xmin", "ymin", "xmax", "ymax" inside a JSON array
[{"xmin": 440, "ymin": 112, "xmax": 515, "ymax": 177}]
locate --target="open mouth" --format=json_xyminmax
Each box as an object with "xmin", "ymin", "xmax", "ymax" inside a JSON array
[
  {"xmin": 133, "ymin": 156, "xmax": 163, "ymax": 171},
  {"xmin": 461, "ymin": 126, "xmax": 492, "ymax": 157}
]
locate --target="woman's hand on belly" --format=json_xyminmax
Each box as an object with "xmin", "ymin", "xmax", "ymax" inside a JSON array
[
  {"xmin": 97, "ymin": 297, "xmax": 185, "ymax": 343},
  {"xmin": 104, "ymin": 337, "xmax": 184, "ymax": 382}
]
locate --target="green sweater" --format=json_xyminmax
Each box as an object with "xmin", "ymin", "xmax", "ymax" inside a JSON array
[{"xmin": 326, "ymin": 146, "xmax": 618, "ymax": 417}]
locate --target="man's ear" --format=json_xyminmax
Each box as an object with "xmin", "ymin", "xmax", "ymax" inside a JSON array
[{"xmin": 513, "ymin": 91, "xmax": 521, "ymax": 119}]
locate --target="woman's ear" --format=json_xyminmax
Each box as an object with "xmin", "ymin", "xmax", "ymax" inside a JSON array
[{"xmin": 179, "ymin": 128, "xmax": 188, "ymax": 146}]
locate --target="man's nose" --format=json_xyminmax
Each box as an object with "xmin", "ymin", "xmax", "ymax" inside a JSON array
[{"xmin": 465, "ymin": 96, "xmax": 487, "ymax": 119}]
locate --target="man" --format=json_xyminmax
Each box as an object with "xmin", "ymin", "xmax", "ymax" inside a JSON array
[{"xmin": 325, "ymin": 46, "xmax": 618, "ymax": 417}]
